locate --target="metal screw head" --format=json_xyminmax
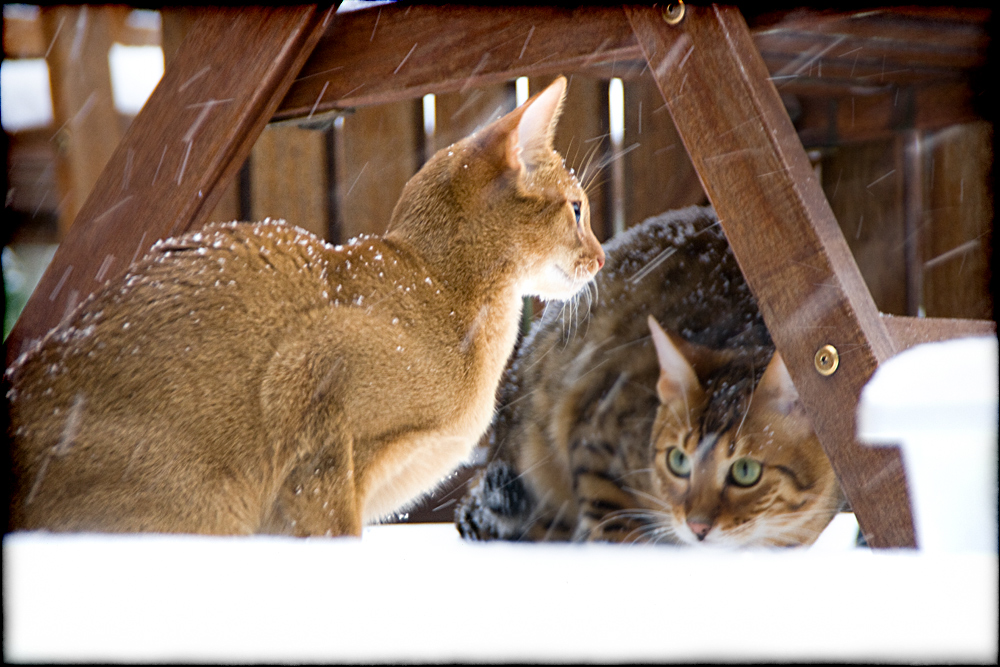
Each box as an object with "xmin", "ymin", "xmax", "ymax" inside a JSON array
[
  {"xmin": 662, "ymin": 1, "xmax": 686, "ymax": 25},
  {"xmin": 814, "ymin": 344, "xmax": 840, "ymax": 376}
]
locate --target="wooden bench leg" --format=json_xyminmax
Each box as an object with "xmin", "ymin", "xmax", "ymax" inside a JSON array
[
  {"xmin": 6, "ymin": 6, "xmax": 332, "ymax": 365},
  {"xmin": 627, "ymin": 5, "xmax": 917, "ymax": 547}
]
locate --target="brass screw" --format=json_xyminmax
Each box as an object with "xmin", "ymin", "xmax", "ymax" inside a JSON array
[
  {"xmin": 814, "ymin": 344, "xmax": 840, "ymax": 376},
  {"xmin": 662, "ymin": 1, "xmax": 686, "ymax": 25}
]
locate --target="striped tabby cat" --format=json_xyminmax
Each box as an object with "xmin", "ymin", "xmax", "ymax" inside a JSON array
[{"xmin": 456, "ymin": 206, "xmax": 845, "ymax": 546}]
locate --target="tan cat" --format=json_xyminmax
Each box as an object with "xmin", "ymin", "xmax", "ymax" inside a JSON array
[
  {"xmin": 6, "ymin": 76, "xmax": 605, "ymax": 536},
  {"xmin": 456, "ymin": 207, "xmax": 845, "ymax": 547}
]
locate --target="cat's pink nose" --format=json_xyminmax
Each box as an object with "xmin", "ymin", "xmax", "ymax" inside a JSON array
[
  {"xmin": 594, "ymin": 250, "xmax": 605, "ymax": 271},
  {"xmin": 687, "ymin": 520, "xmax": 712, "ymax": 541}
]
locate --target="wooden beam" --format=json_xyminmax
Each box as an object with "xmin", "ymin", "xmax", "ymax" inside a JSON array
[
  {"xmin": 792, "ymin": 81, "xmax": 981, "ymax": 147},
  {"xmin": 276, "ymin": 4, "xmax": 990, "ymax": 120},
  {"xmin": 6, "ymin": 5, "xmax": 334, "ymax": 365},
  {"xmin": 276, "ymin": 5, "xmax": 639, "ymax": 118},
  {"xmin": 3, "ymin": 9, "xmax": 46, "ymax": 58},
  {"xmin": 627, "ymin": 5, "xmax": 916, "ymax": 547},
  {"xmin": 882, "ymin": 315, "xmax": 996, "ymax": 353},
  {"xmin": 41, "ymin": 6, "xmax": 127, "ymax": 238}
]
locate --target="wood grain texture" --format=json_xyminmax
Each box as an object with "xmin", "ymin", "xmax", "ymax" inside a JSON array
[
  {"xmin": 41, "ymin": 6, "xmax": 126, "ymax": 238},
  {"xmin": 820, "ymin": 137, "xmax": 908, "ymax": 316},
  {"xmin": 922, "ymin": 121, "xmax": 994, "ymax": 320},
  {"xmin": 431, "ymin": 83, "xmax": 515, "ymax": 154},
  {"xmin": 250, "ymin": 124, "xmax": 329, "ymax": 239},
  {"xmin": 332, "ymin": 100, "xmax": 420, "ymax": 241},
  {"xmin": 626, "ymin": 5, "xmax": 916, "ymax": 547},
  {"xmin": 6, "ymin": 5, "xmax": 334, "ymax": 365},
  {"xmin": 277, "ymin": 5, "xmax": 638, "ymax": 118},
  {"xmin": 792, "ymin": 81, "xmax": 981, "ymax": 146},
  {"xmin": 622, "ymin": 73, "xmax": 707, "ymax": 229},
  {"xmin": 277, "ymin": 5, "xmax": 990, "ymax": 118},
  {"xmin": 160, "ymin": 7, "xmax": 244, "ymax": 231},
  {"xmin": 882, "ymin": 314, "xmax": 996, "ymax": 352}
]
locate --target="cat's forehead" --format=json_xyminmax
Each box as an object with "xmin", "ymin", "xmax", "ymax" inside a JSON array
[{"xmin": 523, "ymin": 152, "xmax": 584, "ymax": 198}]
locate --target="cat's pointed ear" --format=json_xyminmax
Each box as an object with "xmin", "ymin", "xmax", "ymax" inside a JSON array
[
  {"xmin": 648, "ymin": 315, "xmax": 700, "ymax": 404},
  {"xmin": 756, "ymin": 352, "xmax": 806, "ymax": 418},
  {"xmin": 510, "ymin": 76, "xmax": 566, "ymax": 171}
]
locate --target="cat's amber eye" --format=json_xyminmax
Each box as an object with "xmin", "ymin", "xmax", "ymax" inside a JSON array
[
  {"xmin": 666, "ymin": 447, "xmax": 691, "ymax": 477},
  {"xmin": 571, "ymin": 201, "xmax": 582, "ymax": 226},
  {"xmin": 729, "ymin": 457, "xmax": 762, "ymax": 487}
]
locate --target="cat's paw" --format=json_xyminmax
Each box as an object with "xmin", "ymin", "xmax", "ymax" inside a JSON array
[{"xmin": 455, "ymin": 462, "xmax": 532, "ymax": 541}]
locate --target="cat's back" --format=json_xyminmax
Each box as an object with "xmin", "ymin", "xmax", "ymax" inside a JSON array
[
  {"xmin": 8, "ymin": 220, "xmax": 333, "ymax": 405},
  {"xmin": 6, "ymin": 220, "xmax": 413, "ymax": 531}
]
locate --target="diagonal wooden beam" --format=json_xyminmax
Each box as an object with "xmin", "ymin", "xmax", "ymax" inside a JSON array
[
  {"xmin": 6, "ymin": 5, "xmax": 334, "ymax": 366},
  {"xmin": 627, "ymin": 4, "xmax": 916, "ymax": 547}
]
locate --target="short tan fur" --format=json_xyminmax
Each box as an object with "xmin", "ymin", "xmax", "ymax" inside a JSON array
[{"xmin": 7, "ymin": 76, "xmax": 605, "ymax": 536}]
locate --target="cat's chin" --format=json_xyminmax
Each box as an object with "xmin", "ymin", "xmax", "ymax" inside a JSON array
[{"xmin": 522, "ymin": 265, "xmax": 594, "ymax": 301}]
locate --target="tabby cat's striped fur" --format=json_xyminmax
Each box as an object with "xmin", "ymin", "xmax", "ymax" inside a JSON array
[{"xmin": 455, "ymin": 206, "xmax": 845, "ymax": 546}]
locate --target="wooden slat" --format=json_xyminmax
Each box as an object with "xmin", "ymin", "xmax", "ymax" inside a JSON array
[
  {"xmin": 160, "ymin": 7, "xmax": 200, "ymax": 64},
  {"xmin": 41, "ymin": 6, "xmax": 127, "ymax": 239},
  {"xmin": 820, "ymin": 137, "xmax": 908, "ymax": 316},
  {"xmin": 333, "ymin": 100, "xmax": 420, "ymax": 241},
  {"xmin": 922, "ymin": 121, "xmax": 994, "ymax": 320},
  {"xmin": 277, "ymin": 5, "xmax": 638, "ymax": 119},
  {"xmin": 627, "ymin": 5, "xmax": 916, "ymax": 548},
  {"xmin": 755, "ymin": 33, "xmax": 988, "ymax": 75},
  {"xmin": 250, "ymin": 124, "xmax": 329, "ymax": 239},
  {"xmin": 6, "ymin": 5, "xmax": 334, "ymax": 365},
  {"xmin": 3, "ymin": 8, "xmax": 160, "ymax": 58},
  {"xmin": 902, "ymin": 130, "xmax": 924, "ymax": 317},
  {"xmin": 275, "ymin": 5, "xmax": 989, "ymax": 121},
  {"xmin": 3, "ymin": 11, "xmax": 46, "ymax": 58},
  {"xmin": 431, "ymin": 84, "xmax": 515, "ymax": 154},
  {"xmin": 792, "ymin": 80, "xmax": 980, "ymax": 146},
  {"xmin": 4, "ymin": 129, "xmax": 59, "ymax": 228},
  {"xmin": 622, "ymin": 73, "xmax": 706, "ymax": 229},
  {"xmin": 161, "ymin": 8, "xmax": 243, "ymax": 229},
  {"xmin": 752, "ymin": 7, "xmax": 991, "ymax": 57},
  {"xmin": 882, "ymin": 315, "xmax": 996, "ymax": 352}
]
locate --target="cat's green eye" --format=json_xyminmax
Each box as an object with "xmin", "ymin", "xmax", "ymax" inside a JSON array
[
  {"xmin": 571, "ymin": 201, "xmax": 582, "ymax": 225},
  {"xmin": 666, "ymin": 447, "xmax": 691, "ymax": 477},
  {"xmin": 729, "ymin": 457, "xmax": 762, "ymax": 487}
]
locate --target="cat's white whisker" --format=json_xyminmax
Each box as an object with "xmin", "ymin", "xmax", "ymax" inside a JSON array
[
  {"xmin": 627, "ymin": 246, "xmax": 676, "ymax": 285},
  {"xmin": 541, "ymin": 500, "xmax": 571, "ymax": 542},
  {"xmin": 578, "ymin": 142, "xmax": 605, "ymax": 195},
  {"xmin": 622, "ymin": 485, "xmax": 675, "ymax": 513},
  {"xmin": 591, "ymin": 142, "xmax": 640, "ymax": 173},
  {"xmin": 733, "ymin": 367, "xmax": 756, "ymax": 442}
]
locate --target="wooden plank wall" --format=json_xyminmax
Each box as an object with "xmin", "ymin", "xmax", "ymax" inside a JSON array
[{"xmin": 819, "ymin": 122, "xmax": 994, "ymax": 320}]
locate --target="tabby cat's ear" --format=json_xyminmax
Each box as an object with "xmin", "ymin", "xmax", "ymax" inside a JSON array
[
  {"xmin": 648, "ymin": 315, "xmax": 700, "ymax": 404},
  {"xmin": 757, "ymin": 352, "xmax": 807, "ymax": 419},
  {"xmin": 511, "ymin": 76, "xmax": 566, "ymax": 171}
]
